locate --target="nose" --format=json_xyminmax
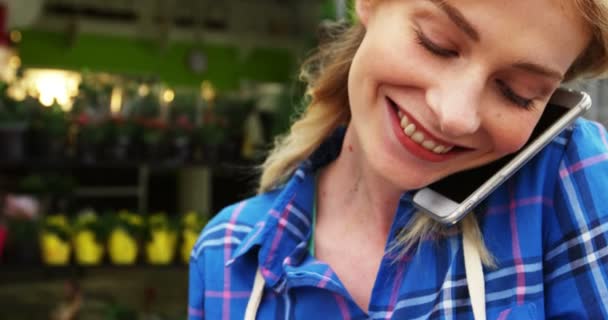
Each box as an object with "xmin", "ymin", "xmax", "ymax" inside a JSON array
[{"xmin": 426, "ymin": 72, "xmax": 484, "ymax": 137}]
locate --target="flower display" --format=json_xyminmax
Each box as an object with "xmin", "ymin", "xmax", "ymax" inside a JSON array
[
  {"xmin": 40, "ymin": 214, "xmax": 71, "ymax": 265},
  {"xmin": 145, "ymin": 212, "xmax": 177, "ymax": 265},
  {"xmin": 72, "ymin": 209, "xmax": 109, "ymax": 265},
  {"xmin": 180, "ymin": 211, "xmax": 208, "ymax": 263},
  {"xmin": 108, "ymin": 210, "xmax": 143, "ymax": 265}
]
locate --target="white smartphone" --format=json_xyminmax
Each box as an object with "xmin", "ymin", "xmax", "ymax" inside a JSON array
[{"xmin": 412, "ymin": 88, "xmax": 591, "ymax": 225}]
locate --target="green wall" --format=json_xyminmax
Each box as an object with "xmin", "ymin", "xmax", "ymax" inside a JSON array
[{"xmin": 17, "ymin": 30, "xmax": 297, "ymax": 90}]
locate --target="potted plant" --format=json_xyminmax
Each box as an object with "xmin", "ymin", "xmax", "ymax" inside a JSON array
[
  {"xmin": 46, "ymin": 173, "xmax": 78, "ymax": 216},
  {"xmin": 214, "ymin": 97, "xmax": 254, "ymax": 162},
  {"xmin": 29, "ymin": 103, "xmax": 69, "ymax": 160},
  {"xmin": 168, "ymin": 94, "xmax": 197, "ymax": 162},
  {"xmin": 131, "ymin": 93, "xmax": 168, "ymax": 161},
  {"xmin": 104, "ymin": 115, "xmax": 136, "ymax": 162},
  {"xmin": 180, "ymin": 211, "xmax": 208, "ymax": 263},
  {"xmin": 2, "ymin": 194, "xmax": 41, "ymax": 264},
  {"xmin": 170, "ymin": 115, "xmax": 194, "ymax": 163},
  {"xmin": 39, "ymin": 214, "xmax": 71, "ymax": 266},
  {"xmin": 72, "ymin": 209, "xmax": 110, "ymax": 265},
  {"xmin": 74, "ymin": 112, "xmax": 106, "ymax": 164},
  {"xmin": 137, "ymin": 117, "xmax": 168, "ymax": 161},
  {"xmin": 193, "ymin": 109, "xmax": 227, "ymax": 164},
  {"xmin": 107, "ymin": 210, "xmax": 143, "ymax": 265},
  {"xmin": 0, "ymin": 82, "xmax": 29, "ymax": 162},
  {"xmin": 145, "ymin": 212, "xmax": 178, "ymax": 265}
]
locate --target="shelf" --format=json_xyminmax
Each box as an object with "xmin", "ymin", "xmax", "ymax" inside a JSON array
[
  {"xmin": 0, "ymin": 158, "xmax": 254, "ymax": 172},
  {"xmin": 0, "ymin": 264, "xmax": 188, "ymax": 284},
  {"xmin": 74, "ymin": 186, "xmax": 141, "ymax": 197}
]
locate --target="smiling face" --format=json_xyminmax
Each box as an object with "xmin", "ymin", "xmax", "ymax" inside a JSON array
[{"xmin": 346, "ymin": 0, "xmax": 590, "ymax": 190}]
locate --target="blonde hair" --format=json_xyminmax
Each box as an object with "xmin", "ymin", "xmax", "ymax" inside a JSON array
[
  {"xmin": 258, "ymin": 0, "xmax": 608, "ymax": 267},
  {"xmin": 566, "ymin": 0, "xmax": 608, "ymax": 80}
]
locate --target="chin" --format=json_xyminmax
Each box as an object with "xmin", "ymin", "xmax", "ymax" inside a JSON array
[{"xmin": 372, "ymin": 155, "xmax": 442, "ymax": 191}]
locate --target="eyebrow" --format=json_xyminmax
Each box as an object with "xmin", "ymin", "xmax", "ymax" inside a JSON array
[
  {"xmin": 428, "ymin": 0, "xmax": 480, "ymax": 42},
  {"xmin": 513, "ymin": 61, "xmax": 564, "ymax": 81},
  {"xmin": 427, "ymin": 0, "xmax": 564, "ymax": 81}
]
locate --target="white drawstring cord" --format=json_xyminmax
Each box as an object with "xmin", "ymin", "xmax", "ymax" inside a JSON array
[
  {"xmin": 463, "ymin": 232, "xmax": 486, "ymax": 320},
  {"xmin": 245, "ymin": 267, "xmax": 265, "ymax": 320}
]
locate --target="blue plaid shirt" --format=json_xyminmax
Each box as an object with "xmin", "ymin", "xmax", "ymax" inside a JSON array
[{"xmin": 189, "ymin": 119, "xmax": 608, "ymax": 319}]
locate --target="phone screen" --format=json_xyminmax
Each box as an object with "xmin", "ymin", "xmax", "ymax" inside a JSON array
[{"xmin": 425, "ymin": 103, "xmax": 568, "ymax": 203}]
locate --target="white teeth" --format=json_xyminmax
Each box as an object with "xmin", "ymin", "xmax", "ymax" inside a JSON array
[
  {"xmin": 433, "ymin": 145, "xmax": 445, "ymax": 153},
  {"xmin": 422, "ymin": 140, "xmax": 436, "ymax": 150},
  {"xmin": 404, "ymin": 124, "xmax": 416, "ymax": 136},
  {"xmin": 397, "ymin": 112, "xmax": 453, "ymax": 154},
  {"xmin": 412, "ymin": 132, "xmax": 424, "ymax": 143},
  {"xmin": 400, "ymin": 115, "xmax": 409, "ymax": 128}
]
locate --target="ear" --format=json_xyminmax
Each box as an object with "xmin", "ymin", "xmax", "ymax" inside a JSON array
[{"xmin": 354, "ymin": 0, "xmax": 373, "ymax": 27}]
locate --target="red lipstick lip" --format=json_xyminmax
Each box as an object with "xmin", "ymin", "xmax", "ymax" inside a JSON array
[{"xmin": 386, "ymin": 97, "xmax": 463, "ymax": 162}]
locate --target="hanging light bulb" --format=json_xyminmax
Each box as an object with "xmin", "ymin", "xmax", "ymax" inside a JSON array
[
  {"xmin": 162, "ymin": 88, "xmax": 175, "ymax": 103},
  {"xmin": 138, "ymin": 84, "xmax": 150, "ymax": 96},
  {"xmin": 110, "ymin": 87, "xmax": 123, "ymax": 114}
]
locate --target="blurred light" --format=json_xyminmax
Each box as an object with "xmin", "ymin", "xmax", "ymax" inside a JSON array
[
  {"xmin": 162, "ymin": 89, "xmax": 175, "ymax": 103},
  {"xmin": 7, "ymin": 83, "xmax": 26, "ymax": 101},
  {"xmin": 110, "ymin": 87, "xmax": 123, "ymax": 114},
  {"xmin": 10, "ymin": 30, "xmax": 21, "ymax": 43},
  {"xmin": 201, "ymin": 81, "xmax": 215, "ymax": 103},
  {"xmin": 138, "ymin": 84, "xmax": 150, "ymax": 96},
  {"xmin": 8, "ymin": 55, "xmax": 20, "ymax": 69},
  {"xmin": 24, "ymin": 69, "xmax": 82, "ymax": 110},
  {"xmin": 0, "ymin": 48, "xmax": 17, "ymax": 82},
  {"xmin": 39, "ymin": 95, "xmax": 54, "ymax": 107}
]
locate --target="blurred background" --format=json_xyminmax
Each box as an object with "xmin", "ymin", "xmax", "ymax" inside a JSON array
[
  {"xmin": 0, "ymin": 0, "xmax": 347, "ymax": 319},
  {"xmin": 0, "ymin": 1, "xmax": 607, "ymax": 320}
]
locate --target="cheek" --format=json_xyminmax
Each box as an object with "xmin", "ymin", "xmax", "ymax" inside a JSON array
[
  {"xmin": 488, "ymin": 113, "xmax": 539, "ymax": 154},
  {"xmin": 358, "ymin": 24, "xmax": 431, "ymax": 87}
]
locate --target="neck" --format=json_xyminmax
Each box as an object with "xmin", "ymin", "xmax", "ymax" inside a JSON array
[{"xmin": 317, "ymin": 126, "xmax": 403, "ymax": 237}]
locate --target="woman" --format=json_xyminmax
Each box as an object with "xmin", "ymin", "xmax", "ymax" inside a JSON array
[{"xmin": 189, "ymin": 0, "xmax": 608, "ymax": 318}]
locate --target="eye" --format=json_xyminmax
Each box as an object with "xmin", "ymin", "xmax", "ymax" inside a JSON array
[
  {"xmin": 414, "ymin": 28, "xmax": 459, "ymax": 58},
  {"xmin": 495, "ymin": 79, "xmax": 534, "ymax": 110}
]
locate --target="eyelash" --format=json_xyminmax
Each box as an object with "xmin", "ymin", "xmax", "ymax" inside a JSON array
[
  {"xmin": 495, "ymin": 80, "xmax": 534, "ymax": 110},
  {"xmin": 414, "ymin": 28, "xmax": 534, "ymax": 110},
  {"xmin": 414, "ymin": 28, "xmax": 458, "ymax": 58}
]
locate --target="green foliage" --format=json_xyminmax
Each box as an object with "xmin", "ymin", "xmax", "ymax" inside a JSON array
[
  {"xmin": 181, "ymin": 211, "xmax": 208, "ymax": 233},
  {"xmin": 132, "ymin": 94, "xmax": 161, "ymax": 119},
  {"xmin": 41, "ymin": 214, "xmax": 71, "ymax": 242},
  {"xmin": 110, "ymin": 210, "xmax": 144, "ymax": 239},
  {"xmin": 195, "ymin": 109, "xmax": 227, "ymax": 146},
  {"xmin": 18, "ymin": 174, "xmax": 46, "ymax": 194},
  {"xmin": 103, "ymin": 303, "xmax": 138, "ymax": 320},
  {"xmin": 0, "ymin": 83, "xmax": 31, "ymax": 125},
  {"xmin": 214, "ymin": 97, "xmax": 254, "ymax": 134},
  {"xmin": 170, "ymin": 93, "xmax": 198, "ymax": 122},
  {"xmin": 105, "ymin": 116, "xmax": 137, "ymax": 140},
  {"xmin": 271, "ymin": 90, "xmax": 303, "ymax": 138},
  {"xmin": 72, "ymin": 210, "xmax": 113, "ymax": 243},
  {"xmin": 139, "ymin": 118, "xmax": 167, "ymax": 145},
  {"xmin": 6, "ymin": 217, "xmax": 38, "ymax": 245},
  {"xmin": 32, "ymin": 103, "xmax": 69, "ymax": 138},
  {"xmin": 170, "ymin": 94, "xmax": 197, "ymax": 139},
  {"xmin": 145, "ymin": 212, "xmax": 179, "ymax": 241},
  {"xmin": 79, "ymin": 123, "xmax": 105, "ymax": 144}
]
